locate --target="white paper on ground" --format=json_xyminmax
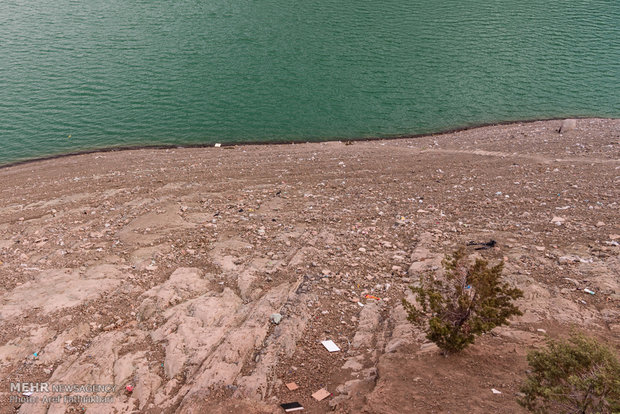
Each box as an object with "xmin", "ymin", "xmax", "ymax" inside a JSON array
[{"xmin": 321, "ymin": 340, "xmax": 340, "ymax": 352}]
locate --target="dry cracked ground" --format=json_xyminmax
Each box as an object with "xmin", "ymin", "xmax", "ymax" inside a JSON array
[{"xmin": 0, "ymin": 118, "xmax": 618, "ymax": 413}]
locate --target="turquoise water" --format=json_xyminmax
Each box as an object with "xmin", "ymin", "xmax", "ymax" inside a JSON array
[{"xmin": 1, "ymin": 0, "xmax": 619, "ymax": 165}]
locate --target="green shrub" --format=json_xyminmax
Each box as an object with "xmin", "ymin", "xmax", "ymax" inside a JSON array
[
  {"xmin": 402, "ymin": 248, "xmax": 523, "ymax": 354},
  {"xmin": 519, "ymin": 332, "xmax": 620, "ymax": 414}
]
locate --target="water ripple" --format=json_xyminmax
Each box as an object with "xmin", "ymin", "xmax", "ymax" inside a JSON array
[{"xmin": 0, "ymin": 0, "xmax": 618, "ymax": 164}]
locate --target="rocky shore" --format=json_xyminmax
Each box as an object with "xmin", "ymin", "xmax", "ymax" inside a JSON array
[{"xmin": 0, "ymin": 118, "xmax": 618, "ymax": 413}]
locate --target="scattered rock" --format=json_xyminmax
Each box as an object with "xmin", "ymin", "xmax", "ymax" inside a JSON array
[{"xmin": 0, "ymin": 118, "xmax": 617, "ymax": 413}]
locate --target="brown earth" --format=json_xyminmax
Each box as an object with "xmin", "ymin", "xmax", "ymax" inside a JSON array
[{"xmin": 0, "ymin": 118, "xmax": 618, "ymax": 413}]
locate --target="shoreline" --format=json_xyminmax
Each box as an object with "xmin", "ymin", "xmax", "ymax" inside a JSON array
[
  {"xmin": 0, "ymin": 117, "xmax": 617, "ymax": 413},
  {"xmin": 1, "ymin": 115, "xmax": 612, "ymax": 170}
]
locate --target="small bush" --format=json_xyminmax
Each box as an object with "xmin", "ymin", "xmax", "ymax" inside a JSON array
[
  {"xmin": 402, "ymin": 248, "xmax": 523, "ymax": 354},
  {"xmin": 519, "ymin": 332, "xmax": 620, "ymax": 414}
]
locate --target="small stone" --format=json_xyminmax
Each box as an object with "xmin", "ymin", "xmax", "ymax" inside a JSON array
[
  {"xmin": 551, "ymin": 216, "xmax": 565, "ymax": 224},
  {"xmin": 558, "ymin": 255, "xmax": 579, "ymax": 264},
  {"xmin": 418, "ymin": 342, "xmax": 439, "ymax": 354},
  {"xmin": 596, "ymin": 221, "xmax": 605, "ymax": 227},
  {"xmin": 270, "ymin": 313, "xmax": 282, "ymax": 325},
  {"xmin": 559, "ymin": 119, "xmax": 577, "ymax": 133},
  {"xmin": 342, "ymin": 359, "xmax": 363, "ymax": 371}
]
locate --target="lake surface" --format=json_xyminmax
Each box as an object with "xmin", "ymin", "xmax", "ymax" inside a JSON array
[{"xmin": 1, "ymin": 0, "xmax": 618, "ymax": 165}]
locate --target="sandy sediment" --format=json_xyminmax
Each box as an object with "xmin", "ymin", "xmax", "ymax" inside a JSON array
[{"xmin": 0, "ymin": 118, "xmax": 618, "ymax": 413}]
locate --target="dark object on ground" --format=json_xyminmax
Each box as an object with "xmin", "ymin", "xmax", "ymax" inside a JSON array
[
  {"xmin": 281, "ymin": 401, "xmax": 304, "ymax": 412},
  {"xmin": 467, "ymin": 239, "xmax": 497, "ymax": 250}
]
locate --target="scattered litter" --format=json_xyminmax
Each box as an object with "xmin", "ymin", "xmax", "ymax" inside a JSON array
[
  {"xmin": 286, "ymin": 382, "xmax": 299, "ymax": 391},
  {"xmin": 583, "ymin": 288, "xmax": 595, "ymax": 295},
  {"xmin": 125, "ymin": 385, "xmax": 134, "ymax": 393},
  {"xmin": 214, "ymin": 143, "xmax": 221, "ymax": 147},
  {"xmin": 281, "ymin": 402, "xmax": 304, "ymax": 412},
  {"xmin": 33, "ymin": 352, "xmax": 38, "ymax": 357},
  {"xmin": 467, "ymin": 240, "xmax": 496, "ymax": 250},
  {"xmin": 365, "ymin": 294, "xmax": 380, "ymax": 300},
  {"xmin": 536, "ymin": 329, "xmax": 547, "ymax": 334},
  {"xmin": 312, "ymin": 388, "xmax": 331, "ymax": 401},
  {"xmin": 271, "ymin": 313, "xmax": 283, "ymax": 324},
  {"xmin": 491, "ymin": 388, "xmax": 502, "ymax": 394},
  {"xmin": 357, "ymin": 302, "xmax": 364, "ymax": 307},
  {"xmin": 321, "ymin": 340, "xmax": 340, "ymax": 352},
  {"xmin": 465, "ymin": 285, "xmax": 472, "ymax": 290}
]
